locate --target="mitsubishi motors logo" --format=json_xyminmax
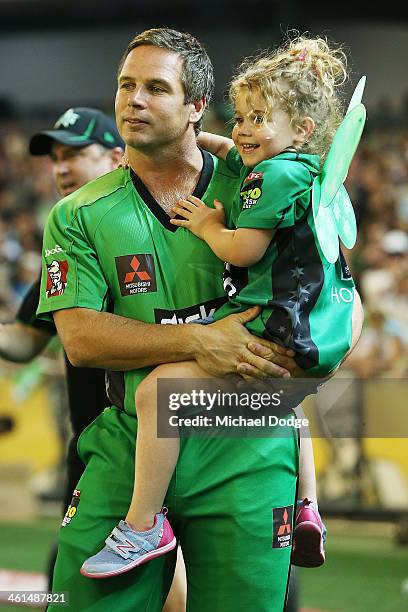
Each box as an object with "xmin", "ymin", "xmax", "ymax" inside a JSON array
[
  {"xmin": 272, "ymin": 505, "xmax": 293, "ymax": 548},
  {"xmin": 277, "ymin": 508, "xmax": 291, "ymax": 536},
  {"xmin": 115, "ymin": 254, "xmax": 157, "ymax": 296},
  {"xmin": 124, "ymin": 256, "xmax": 151, "ymax": 283}
]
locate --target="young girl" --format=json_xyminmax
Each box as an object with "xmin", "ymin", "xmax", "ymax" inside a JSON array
[{"xmin": 82, "ymin": 35, "xmax": 356, "ymax": 578}]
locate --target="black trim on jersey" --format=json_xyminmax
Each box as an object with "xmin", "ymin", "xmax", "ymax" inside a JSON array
[
  {"xmin": 64, "ymin": 356, "xmax": 108, "ymax": 434},
  {"xmin": 106, "ymin": 370, "xmax": 125, "ymax": 410},
  {"xmin": 16, "ymin": 277, "xmax": 56, "ymax": 334},
  {"xmin": 103, "ymin": 293, "xmax": 126, "ymax": 410},
  {"xmin": 130, "ymin": 149, "xmax": 214, "ymax": 232},
  {"xmin": 339, "ymin": 248, "xmax": 353, "ymax": 280},
  {"xmin": 262, "ymin": 199, "xmax": 323, "ymax": 371}
]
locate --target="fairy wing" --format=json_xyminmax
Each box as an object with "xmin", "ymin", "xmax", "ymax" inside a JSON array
[{"xmin": 312, "ymin": 76, "xmax": 367, "ymax": 263}]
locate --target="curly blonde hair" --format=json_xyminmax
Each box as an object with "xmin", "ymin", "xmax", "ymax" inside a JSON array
[{"xmin": 230, "ymin": 34, "xmax": 348, "ymax": 160}]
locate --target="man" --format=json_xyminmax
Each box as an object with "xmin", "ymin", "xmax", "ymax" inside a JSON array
[
  {"xmin": 38, "ymin": 29, "xmax": 363, "ymax": 611},
  {"xmin": 0, "ymin": 105, "xmax": 186, "ymax": 612}
]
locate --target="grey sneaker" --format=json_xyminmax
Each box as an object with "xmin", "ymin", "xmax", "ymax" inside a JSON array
[{"xmin": 80, "ymin": 509, "xmax": 176, "ymax": 579}]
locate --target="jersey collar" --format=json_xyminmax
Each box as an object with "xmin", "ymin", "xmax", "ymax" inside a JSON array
[{"xmin": 130, "ymin": 148, "xmax": 214, "ymax": 232}]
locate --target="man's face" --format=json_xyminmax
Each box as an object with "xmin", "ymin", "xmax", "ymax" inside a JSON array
[
  {"xmin": 50, "ymin": 142, "xmax": 115, "ymax": 198},
  {"xmin": 115, "ymin": 45, "xmax": 193, "ymax": 152}
]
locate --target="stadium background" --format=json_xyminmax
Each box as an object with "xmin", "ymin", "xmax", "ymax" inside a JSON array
[{"xmin": 0, "ymin": 1, "xmax": 407, "ymax": 610}]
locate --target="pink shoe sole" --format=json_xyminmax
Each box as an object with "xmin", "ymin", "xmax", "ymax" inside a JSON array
[
  {"xmin": 292, "ymin": 521, "xmax": 325, "ymax": 568},
  {"xmin": 80, "ymin": 537, "xmax": 177, "ymax": 579}
]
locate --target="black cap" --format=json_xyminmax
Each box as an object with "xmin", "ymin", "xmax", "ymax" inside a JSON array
[{"xmin": 29, "ymin": 107, "xmax": 124, "ymax": 155}]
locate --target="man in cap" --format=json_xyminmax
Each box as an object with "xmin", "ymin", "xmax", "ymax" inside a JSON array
[{"xmin": 29, "ymin": 107, "xmax": 124, "ymax": 197}]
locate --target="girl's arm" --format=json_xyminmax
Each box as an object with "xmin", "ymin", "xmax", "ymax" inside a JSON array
[
  {"xmin": 171, "ymin": 196, "xmax": 274, "ymax": 267},
  {"xmin": 197, "ymin": 131, "xmax": 234, "ymax": 160}
]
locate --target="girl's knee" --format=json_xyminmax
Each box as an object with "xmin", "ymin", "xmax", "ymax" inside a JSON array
[{"xmin": 135, "ymin": 365, "xmax": 170, "ymax": 409}]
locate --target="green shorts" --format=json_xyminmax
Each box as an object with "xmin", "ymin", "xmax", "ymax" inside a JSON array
[{"xmin": 50, "ymin": 406, "xmax": 299, "ymax": 612}]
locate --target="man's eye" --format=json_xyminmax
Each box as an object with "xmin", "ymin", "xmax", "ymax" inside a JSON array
[
  {"xmin": 151, "ymin": 86, "xmax": 165, "ymax": 94},
  {"xmin": 234, "ymin": 117, "xmax": 243, "ymax": 125},
  {"xmin": 120, "ymin": 82, "xmax": 133, "ymax": 90}
]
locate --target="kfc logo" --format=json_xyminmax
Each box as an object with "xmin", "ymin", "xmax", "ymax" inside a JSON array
[{"xmin": 46, "ymin": 260, "xmax": 68, "ymax": 298}]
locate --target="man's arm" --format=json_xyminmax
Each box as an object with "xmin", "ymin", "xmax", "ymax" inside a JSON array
[
  {"xmin": 0, "ymin": 321, "xmax": 52, "ymax": 363},
  {"xmin": 53, "ymin": 306, "xmax": 296, "ymax": 378}
]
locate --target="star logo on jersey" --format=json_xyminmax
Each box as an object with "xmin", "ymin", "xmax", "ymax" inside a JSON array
[
  {"xmin": 272, "ymin": 505, "xmax": 293, "ymax": 548},
  {"xmin": 115, "ymin": 254, "xmax": 157, "ymax": 296}
]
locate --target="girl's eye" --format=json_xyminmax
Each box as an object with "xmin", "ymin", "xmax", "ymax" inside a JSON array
[{"xmin": 252, "ymin": 114, "xmax": 265, "ymax": 125}]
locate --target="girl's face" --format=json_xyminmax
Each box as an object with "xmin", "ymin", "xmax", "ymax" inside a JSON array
[{"xmin": 232, "ymin": 88, "xmax": 299, "ymax": 167}]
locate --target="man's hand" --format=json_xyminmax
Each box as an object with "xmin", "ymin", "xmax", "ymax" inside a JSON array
[
  {"xmin": 241, "ymin": 338, "xmax": 305, "ymax": 378},
  {"xmin": 192, "ymin": 307, "xmax": 299, "ymax": 379}
]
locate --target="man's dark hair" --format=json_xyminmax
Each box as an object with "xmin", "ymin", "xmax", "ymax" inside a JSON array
[{"xmin": 118, "ymin": 28, "xmax": 214, "ymax": 134}]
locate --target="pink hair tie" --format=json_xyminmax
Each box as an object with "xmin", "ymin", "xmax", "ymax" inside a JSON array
[{"xmin": 298, "ymin": 48, "xmax": 308, "ymax": 61}]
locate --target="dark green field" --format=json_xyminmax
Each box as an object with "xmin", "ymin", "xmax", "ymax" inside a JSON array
[{"xmin": 0, "ymin": 518, "xmax": 407, "ymax": 611}]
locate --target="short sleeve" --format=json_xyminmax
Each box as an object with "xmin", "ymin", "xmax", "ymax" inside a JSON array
[
  {"xmin": 236, "ymin": 159, "xmax": 312, "ymax": 230},
  {"xmin": 225, "ymin": 147, "xmax": 244, "ymax": 175},
  {"xmin": 37, "ymin": 200, "xmax": 109, "ymax": 321}
]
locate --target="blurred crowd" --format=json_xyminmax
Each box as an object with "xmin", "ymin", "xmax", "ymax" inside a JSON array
[{"xmin": 0, "ymin": 101, "xmax": 407, "ymax": 379}]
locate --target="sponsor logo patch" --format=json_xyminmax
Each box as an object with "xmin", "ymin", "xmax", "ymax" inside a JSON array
[
  {"xmin": 115, "ymin": 254, "xmax": 157, "ymax": 296},
  {"xmin": 272, "ymin": 505, "xmax": 293, "ymax": 548},
  {"xmin": 62, "ymin": 489, "xmax": 81, "ymax": 527},
  {"xmin": 45, "ymin": 244, "xmax": 64, "ymax": 257},
  {"xmin": 154, "ymin": 297, "xmax": 226, "ymax": 325},
  {"xmin": 243, "ymin": 171, "xmax": 264, "ymax": 184},
  {"xmin": 46, "ymin": 260, "xmax": 68, "ymax": 298},
  {"xmin": 240, "ymin": 175, "xmax": 263, "ymax": 210}
]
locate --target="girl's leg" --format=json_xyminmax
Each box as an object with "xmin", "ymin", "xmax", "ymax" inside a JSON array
[
  {"xmin": 127, "ymin": 359, "xmax": 213, "ymax": 531},
  {"xmin": 294, "ymin": 405, "xmax": 317, "ymax": 502},
  {"xmin": 292, "ymin": 404, "xmax": 325, "ymax": 568},
  {"xmin": 163, "ymin": 547, "xmax": 187, "ymax": 612},
  {"xmin": 80, "ymin": 360, "xmax": 212, "ymax": 579}
]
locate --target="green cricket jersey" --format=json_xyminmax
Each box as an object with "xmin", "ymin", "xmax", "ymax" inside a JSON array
[
  {"xmin": 37, "ymin": 151, "xmax": 238, "ymax": 415},
  {"xmin": 215, "ymin": 147, "xmax": 355, "ymax": 376}
]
